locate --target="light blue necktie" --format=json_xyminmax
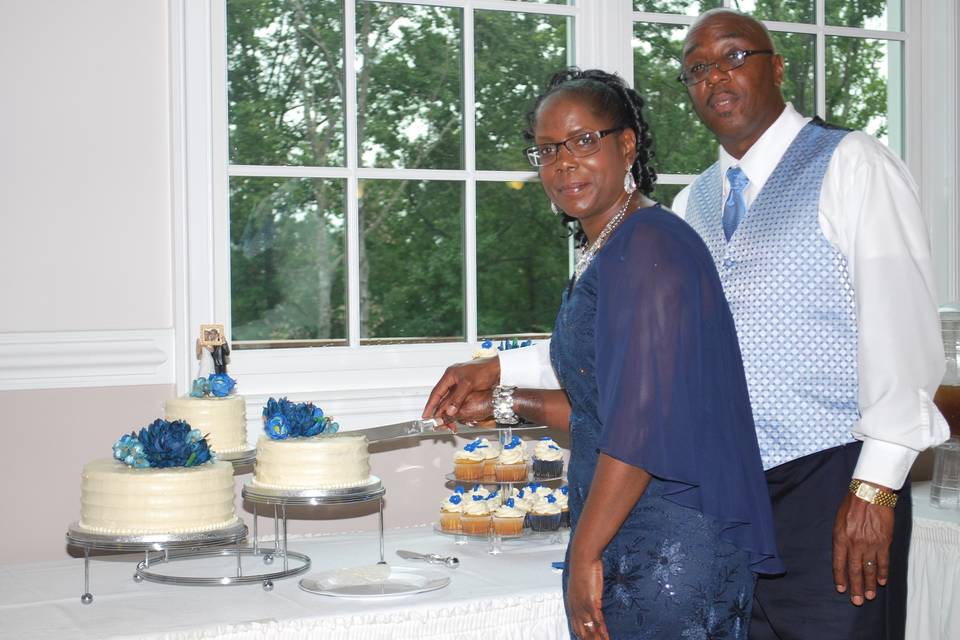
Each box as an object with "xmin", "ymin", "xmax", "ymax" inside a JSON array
[{"xmin": 723, "ymin": 166, "xmax": 749, "ymax": 241}]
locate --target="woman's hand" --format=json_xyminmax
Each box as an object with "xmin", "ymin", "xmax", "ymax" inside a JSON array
[
  {"xmin": 453, "ymin": 390, "xmax": 494, "ymax": 424},
  {"xmin": 567, "ymin": 557, "xmax": 609, "ymax": 640}
]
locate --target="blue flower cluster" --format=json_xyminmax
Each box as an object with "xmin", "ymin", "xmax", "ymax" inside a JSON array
[
  {"xmin": 481, "ymin": 338, "xmax": 532, "ymax": 351},
  {"xmin": 261, "ymin": 397, "xmax": 339, "ymax": 440},
  {"xmin": 113, "ymin": 419, "xmax": 212, "ymax": 469},
  {"xmin": 189, "ymin": 373, "xmax": 237, "ymax": 398}
]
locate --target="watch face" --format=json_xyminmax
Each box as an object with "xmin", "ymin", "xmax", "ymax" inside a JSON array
[{"xmin": 856, "ymin": 484, "xmax": 879, "ymax": 501}]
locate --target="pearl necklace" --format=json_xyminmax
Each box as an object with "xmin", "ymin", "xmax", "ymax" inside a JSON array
[{"xmin": 573, "ymin": 194, "xmax": 635, "ymax": 281}]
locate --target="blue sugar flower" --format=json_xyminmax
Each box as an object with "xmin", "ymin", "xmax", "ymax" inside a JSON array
[
  {"xmin": 454, "ymin": 486, "xmax": 465, "ymax": 494},
  {"xmin": 481, "ymin": 339, "xmax": 493, "ymax": 349},
  {"xmin": 190, "ymin": 377, "xmax": 210, "ymax": 398},
  {"xmin": 208, "ymin": 373, "xmax": 236, "ymax": 397},
  {"xmin": 506, "ymin": 498, "xmax": 515, "ymax": 508},
  {"xmin": 448, "ymin": 494, "xmax": 462, "ymax": 505},
  {"xmin": 472, "ymin": 494, "xmax": 484, "ymax": 501},
  {"xmin": 266, "ymin": 415, "xmax": 288, "ymax": 440}
]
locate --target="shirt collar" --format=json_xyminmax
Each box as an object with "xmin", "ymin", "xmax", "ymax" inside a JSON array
[{"xmin": 718, "ymin": 103, "xmax": 810, "ymax": 200}]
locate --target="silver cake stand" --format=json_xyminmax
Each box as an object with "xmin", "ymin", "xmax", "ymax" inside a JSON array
[
  {"xmin": 242, "ymin": 476, "xmax": 387, "ymax": 568},
  {"xmin": 218, "ymin": 448, "xmax": 256, "ymax": 468},
  {"xmin": 65, "ymin": 521, "xmax": 248, "ymax": 604}
]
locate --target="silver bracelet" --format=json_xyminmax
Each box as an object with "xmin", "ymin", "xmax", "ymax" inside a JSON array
[{"xmin": 492, "ymin": 385, "xmax": 520, "ymax": 425}]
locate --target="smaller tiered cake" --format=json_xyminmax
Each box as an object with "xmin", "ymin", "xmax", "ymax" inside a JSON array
[
  {"xmin": 164, "ymin": 324, "xmax": 247, "ymax": 454},
  {"xmin": 79, "ymin": 419, "xmax": 238, "ymax": 535},
  {"xmin": 252, "ymin": 397, "xmax": 372, "ymax": 490}
]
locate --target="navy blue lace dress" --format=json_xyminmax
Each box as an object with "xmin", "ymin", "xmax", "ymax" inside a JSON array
[{"xmin": 552, "ymin": 206, "xmax": 783, "ymax": 639}]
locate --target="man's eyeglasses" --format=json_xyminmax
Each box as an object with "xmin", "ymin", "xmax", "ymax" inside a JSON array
[
  {"xmin": 677, "ymin": 49, "xmax": 775, "ymax": 86},
  {"xmin": 524, "ymin": 127, "xmax": 624, "ymax": 168}
]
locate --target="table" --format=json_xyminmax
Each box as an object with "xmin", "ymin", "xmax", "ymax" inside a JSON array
[
  {"xmin": 0, "ymin": 525, "xmax": 569, "ymax": 640},
  {"xmin": 906, "ymin": 481, "xmax": 960, "ymax": 640}
]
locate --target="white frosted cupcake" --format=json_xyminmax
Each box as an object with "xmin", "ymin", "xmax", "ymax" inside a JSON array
[
  {"xmin": 553, "ymin": 486, "xmax": 570, "ymax": 527},
  {"xmin": 532, "ymin": 437, "xmax": 564, "ymax": 479},
  {"xmin": 454, "ymin": 442, "xmax": 485, "ymax": 482},
  {"xmin": 440, "ymin": 490, "xmax": 465, "ymax": 532},
  {"xmin": 495, "ymin": 436, "xmax": 528, "ymax": 482},
  {"xmin": 492, "ymin": 498, "xmax": 526, "ymax": 536},
  {"xmin": 461, "ymin": 495, "xmax": 492, "ymax": 535},
  {"xmin": 529, "ymin": 494, "xmax": 563, "ymax": 532}
]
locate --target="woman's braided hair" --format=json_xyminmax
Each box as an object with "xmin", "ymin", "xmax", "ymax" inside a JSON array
[{"xmin": 524, "ymin": 68, "xmax": 656, "ymax": 247}]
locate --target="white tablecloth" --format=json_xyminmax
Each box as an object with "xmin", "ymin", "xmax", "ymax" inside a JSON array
[
  {"xmin": 4, "ymin": 486, "xmax": 957, "ymax": 640},
  {"xmin": 0, "ymin": 525, "xmax": 569, "ymax": 640},
  {"xmin": 906, "ymin": 481, "xmax": 960, "ymax": 640}
]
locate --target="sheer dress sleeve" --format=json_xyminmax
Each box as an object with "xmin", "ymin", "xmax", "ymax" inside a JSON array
[{"xmin": 594, "ymin": 209, "xmax": 784, "ymax": 575}]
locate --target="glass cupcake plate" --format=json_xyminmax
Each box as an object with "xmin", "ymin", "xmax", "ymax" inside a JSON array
[{"xmin": 432, "ymin": 522, "xmax": 566, "ymax": 540}]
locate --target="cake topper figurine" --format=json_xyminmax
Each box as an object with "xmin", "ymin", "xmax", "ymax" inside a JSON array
[{"xmin": 196, "ymin": 323, "xmax": 230, "ymax": 377}]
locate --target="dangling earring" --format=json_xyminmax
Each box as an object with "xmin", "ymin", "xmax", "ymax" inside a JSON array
[
  {"xmin": 623, "ymin": 168, "xmax": 637, "ymax": 194},
  {"xmin": 551, "ymin": 201, "xmax": 561, "ymax": 216}
]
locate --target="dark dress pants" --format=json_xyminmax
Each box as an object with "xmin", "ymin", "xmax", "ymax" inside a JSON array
[{"xmin": 749, "ymin": 442, "xmax": 911, "ymax": 640}]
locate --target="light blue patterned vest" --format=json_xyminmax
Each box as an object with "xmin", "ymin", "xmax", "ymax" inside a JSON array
[{"xmin": 685, "ymin": 120, "xmax": 858, "ymax": 470}]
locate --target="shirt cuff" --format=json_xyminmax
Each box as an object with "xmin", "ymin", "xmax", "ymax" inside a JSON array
[
  {"xmin": 499, "ymin": 341, "xmax": 560, "ymax": 389},
  {"xmin": 852, "ymin": 438, "xmax": 919, "ymax": 491}
]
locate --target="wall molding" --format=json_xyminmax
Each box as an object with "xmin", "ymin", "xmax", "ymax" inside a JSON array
[{"xmin": 0, "ymin": 330, "xmax": 175, "ymax": 391}]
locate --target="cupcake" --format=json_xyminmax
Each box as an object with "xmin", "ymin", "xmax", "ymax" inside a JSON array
[
  {"xmin": 526, "ymin": 482, "xmax": 553, "ymax": 500},
  {"xmin": 495, "ymin": 436, "xmax": 528, "ymax": 482},
  {"xmin": 460, "ymin": 494, "xmax": 492, "ymax": 535},
  {"xmin": 492, "ymin": 498, "xmax": 526, "ymax": 536},
  {"xmin": 453, "ymin": 441, "xmax": 486, "ymax": 482},
  {"xmin": 439, "ymin": 489, "xmax": 465, "ymax": 532},
  {"xmin": 553, "ymin": 486, "xmax": 570, "ymax": 527},
  {"xmin": 509, "ymin": 487, "xmax": 534, "ymax": 528},
  {"xmin": 532, "ymin": 437, "xmax": 564, "ymax": 479},
  {"xmin": 468, "ymin": 484, "xmax": 491, "ymax": 501},
  {"xmin": 529, "ymin": 494, "xmax": 562, "ymax": 532},
  {"xmin": 484, "ymin": 489, "xmax": 503, "ymax": 508},
  {"xmin": 476, "ymin": 438, "xmax": 501, "ymax": 481}
]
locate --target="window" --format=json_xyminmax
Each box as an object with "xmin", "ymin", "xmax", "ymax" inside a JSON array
[
  {"xmin": 224, "ymin": 0, "xmax": 576, "ymax": 348},
  {"xmin": 632, "ymin": 0, "xmax": 906, "ymax": 205}
]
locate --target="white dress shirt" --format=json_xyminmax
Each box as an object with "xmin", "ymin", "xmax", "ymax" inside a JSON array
[{"xmin": 502, "ymin": 104, "xmax": 948, "ymax": 489}]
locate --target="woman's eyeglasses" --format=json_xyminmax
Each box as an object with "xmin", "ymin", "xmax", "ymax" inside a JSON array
[{"xmin": 524, "ymin": 127, "xmax": 624, "ymax": 168}]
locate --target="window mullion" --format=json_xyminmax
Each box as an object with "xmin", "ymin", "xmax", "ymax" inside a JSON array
[
  {"xmin": 815, "ymin": 0, "xmax": 826, "ymax": 119},
  {"xmin": 464, "ymin": 4, "xmax": 477, "ymax": 343},
  {"xmin": 345, "ymin": 0, "xmax": 362, "ymax": 347}
]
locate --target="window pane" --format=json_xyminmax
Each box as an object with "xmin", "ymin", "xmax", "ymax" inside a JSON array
[
  {"xmin": 359, "ymin": 180, "xmax": 464, "ymax": 340},
  {"xmin": 826, "ymin": 37, "xmax": 903, "ymax": 156},
  {"xmin": 634, "ymin": 23, "xmax": 715, "ymax": 175},
  {"xmin": 634, "ymin": 1, "xmax": 721, "ymax": 15},
  {"xmin": 826, "ymin": 0, "xmax": 902, "ymax": 30},
  {"xmin": 475, "ymin": 11, "xmax": 570, "ymax": 172},
  {"xmin": 227, "ymin": 0, "xmax": 345, "ymax": 167},
  {"xmin": 477, "ymin": 181, "xmax": 569, "ymax": 335},
  {"xmin": 230, "ymin": 177, "xmax": 347, "ymax": 344},
  {"xmin": 357, "ymin": 2, "xmax": 463, "ymax": 170},
  {"xmin": 733, "ymin": 0, "xmax": 814, "ymax": 24},
  {"xmin": 517, "ymin": 1, "xmax": 573, "ymax": 5},
  {"xmin": 773, "ymin": 32, "xmax": 816, "ymax": 118}
]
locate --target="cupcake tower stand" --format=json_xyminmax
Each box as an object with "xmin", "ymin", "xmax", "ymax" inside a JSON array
[{"xmin": 444, "ymin": 424, "xmax": 567, "ymax": 554}]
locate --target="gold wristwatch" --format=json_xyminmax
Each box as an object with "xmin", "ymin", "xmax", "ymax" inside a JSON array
[{"xmin": 849, "ymin": 479, "xmax": 898, "ymax": 508}]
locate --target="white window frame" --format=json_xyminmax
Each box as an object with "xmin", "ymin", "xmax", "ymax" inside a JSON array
[{"xmin": 170, "ymin": 0, "xmax": 957, "ymax": 425}]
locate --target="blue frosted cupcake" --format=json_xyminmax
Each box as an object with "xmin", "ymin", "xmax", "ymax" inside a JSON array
[
  {"xmin": 529, "ymin": 494, "xmax": 562, "ymax": 532},
  {"xmin": 532, "ymin": 437, "xmax": 563, "ymax": 479}
]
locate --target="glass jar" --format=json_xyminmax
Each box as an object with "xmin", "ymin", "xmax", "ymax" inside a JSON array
[{"xmin": 933, "ymin": 304, "xmax": 960, "ymax": 436}]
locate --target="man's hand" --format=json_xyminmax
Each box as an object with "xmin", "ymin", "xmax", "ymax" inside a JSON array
[
  {"xmin": 832, "ymin": 485, "xmax": 896, "ymax": 606},
  {"xmin": 421, "ymin": 357, "xmax": 500, "ymax": 421}
]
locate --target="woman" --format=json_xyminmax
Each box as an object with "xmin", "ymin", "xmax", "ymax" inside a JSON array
[{"xmin": 434, "ymin": 69, "xmax": 782, "ymax": 639}]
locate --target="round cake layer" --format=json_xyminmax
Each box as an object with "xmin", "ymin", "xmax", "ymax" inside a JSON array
[
  {"xmin": 79, "ymin": 458, "xmax": 238, "ymax": 535},
  {"xmin": 165, "ymin": 395, "xmax": 247, "ymax": 453},
  {"xmin": 253, "ymin": 434, "xmax": 371, "ymax": 489}
]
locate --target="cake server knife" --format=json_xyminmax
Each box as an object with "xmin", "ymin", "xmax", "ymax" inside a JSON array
[
  {"xmin": 354, "ymin": 418, "xmax": 547, "ymax": 443},
  {"xmin": 396, "ymin": 549, "xmax": 459, "ymax": 568}
]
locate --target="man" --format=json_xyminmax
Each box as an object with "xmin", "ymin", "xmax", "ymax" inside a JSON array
[{"xmin": 423, "ymin": 9, "xmax": 948, "ymax": 639}]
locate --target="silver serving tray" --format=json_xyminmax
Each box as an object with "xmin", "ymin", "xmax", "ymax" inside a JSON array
[
  {"xmin": 66, "ymin": 521, "xmax": 248, "ymax": 551},
  {"xmin": 242, "ymin": 476, "xmax": 384, "ymax": 505}
]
